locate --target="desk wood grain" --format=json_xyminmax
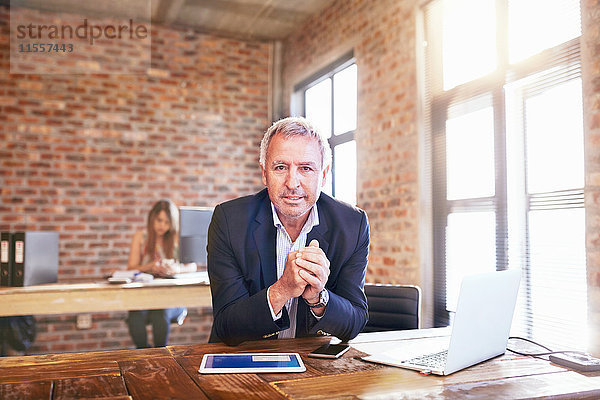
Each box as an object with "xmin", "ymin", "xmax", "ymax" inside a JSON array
[
  {"xmin": 0, "ymin": 347, "xmax": 171, "ymax": 368},
  {"xmin": 0, "ymin": 360, "xmax": 120, "ymax": 384},
  {"xmin": 120, "ymin": 357, "xmax": 209, "ymax": 400},
  {"xmin": 52, "ymin": 375, "xmax": 129, "ymax": 400},
  {"xmin": 0, "ymin": 332, "xmax": 599, "ymax": 399},
  {"xmin": 0, "ymin": 279, "xmax": 211, "ymax": 316},
  {"xmin": 175, "ymin": 356, "xmax": 285, "ymax": 400},
  {"xmin": 0, "ymin": 381, "xmax": 53, "ymax": 400}
]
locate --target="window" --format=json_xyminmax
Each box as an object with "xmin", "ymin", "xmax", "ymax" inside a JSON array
[
  {"xmin": 295, "ymin": 52, "xmax": 357, "ymax": 205},
  {"xmin": 423, "ymin": 0, "xmax": 585, "ymax": 350}
]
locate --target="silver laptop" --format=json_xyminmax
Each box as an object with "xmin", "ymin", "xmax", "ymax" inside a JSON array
[{"xmin": 362, "ymin": 269, "xmax": 521, "ymax": 375}]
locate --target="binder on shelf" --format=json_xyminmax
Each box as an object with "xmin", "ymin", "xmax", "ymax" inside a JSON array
[
  {"xmin": 11, "ymin": 231, "xmax": 59, "ymax": 287},
  {"xmin": 1, "ymin": 232, "xmax": 13, "ymax": 286}
]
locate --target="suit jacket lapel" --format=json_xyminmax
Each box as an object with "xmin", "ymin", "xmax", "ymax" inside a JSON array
[
  {"xmin": 307, "ymin": 202, "xmax": 329, "ymax": 256},
  {"xmin": 253, "ymin": 196, "xmax": 277, "ymax": 289}
]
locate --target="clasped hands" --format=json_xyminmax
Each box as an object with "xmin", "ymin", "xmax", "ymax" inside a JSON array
[{"xmin": 269, "ymin": 239, "xmax": 330, "ymax": 315}]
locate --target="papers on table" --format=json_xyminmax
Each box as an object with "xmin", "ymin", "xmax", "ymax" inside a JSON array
[
  {"xmin": 168, "ymin": 270, "xmax": 209, "ymax": 282},
  {"xmin": 108, "ymin": 270, "xmax": 154, "ymax": 284}
]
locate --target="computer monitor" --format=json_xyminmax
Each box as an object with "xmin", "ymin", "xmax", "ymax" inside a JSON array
[{"xmin": 179, "ymin": 206, "xmax": 213, "ymax": 269}]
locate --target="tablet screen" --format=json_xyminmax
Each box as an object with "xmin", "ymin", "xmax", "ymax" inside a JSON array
[{"xmin": 199, "ymin": 353, "xmax": 306, "ymax": 374}]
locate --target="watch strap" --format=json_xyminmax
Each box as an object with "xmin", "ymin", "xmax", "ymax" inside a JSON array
[{"xmin": 304, "ymin": 289, "xmax": 328, "ymax": 308}]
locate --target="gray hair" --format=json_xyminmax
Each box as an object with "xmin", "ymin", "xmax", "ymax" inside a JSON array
[{"xmin": 259, "ymin": 117, "xmax": 332, "ymax": 169}]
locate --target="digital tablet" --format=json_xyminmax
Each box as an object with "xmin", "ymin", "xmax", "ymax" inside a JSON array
[{"xmin": 198, "ymin": 353, "xmax": 306, "ymax": 374}]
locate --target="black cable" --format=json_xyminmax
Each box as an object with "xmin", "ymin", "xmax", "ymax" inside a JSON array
[
  {"xmin": 508, "ymin": 349, "xmax": 587, "ymax": 357},
  {"xmin": 508, "ymin": 336, "xmax": 551, "ymax": 352},
  {"xmin": 507, "ymin": 336, "xmax": 587, "ymax": 358}
]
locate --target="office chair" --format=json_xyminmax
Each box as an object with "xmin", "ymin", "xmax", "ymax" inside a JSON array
[{"xmin": 362, "ymin": 284, "xmax": 421, "ymax": 332}]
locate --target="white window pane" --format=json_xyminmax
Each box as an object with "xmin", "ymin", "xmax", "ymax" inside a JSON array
[
  {"xmin": 333, "ymin": 140, "xmax": 356, "ymax": 205},
  {"xmin": 305, "ymin": 78, "xmax": 332, "ymax": 138},
  {"xmin": 527, "ymin": 208, "xmax": 587, "ymax": 349},
  {"xmin": 525, "ymin": 79, "xmax": 584, "ymax": 193},
  {"xmin": 508, "ymin": 0, "xmax": 581, "ymax": 64},
  {"xmin": 445, "ymin": 211, "xmax": 496, "ymax": 311},
  {"xmin": 333, "ymin": 64, "xmax": 357, "ymax": 135},
  {"xmin": 446, "ymin": 107, "xmax": 495, "ymax": 200},
  {"xmin": 442, "ymin": 0, "xmax": 496, "ymax": 90},
  {"xmin": 322, "ymin": 172, "xmax": 333, "ymax": 197}
]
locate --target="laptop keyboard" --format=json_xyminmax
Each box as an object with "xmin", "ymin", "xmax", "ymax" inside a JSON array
[{"xmin": 403, "ymin": 350, "xmax": 448, "ymax": 369}]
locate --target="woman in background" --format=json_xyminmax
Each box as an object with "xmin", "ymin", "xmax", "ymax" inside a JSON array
[{"xmin": 126, "ymin": 199, "xmax": 186, "ymax": 348}]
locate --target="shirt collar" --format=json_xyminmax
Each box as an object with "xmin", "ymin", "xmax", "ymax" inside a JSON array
[{"xmin": 271, "ymin": 201, "xmax": 319, "ymax": 235}]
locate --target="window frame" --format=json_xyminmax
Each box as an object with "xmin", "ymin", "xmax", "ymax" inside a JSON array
[
  {"xmin": 294, "ymin": 51, "xmax": 357, "ymax": 201},
  {"xmin": 423, "ymin": 0, "xmax": 585, "ymax": 333}
]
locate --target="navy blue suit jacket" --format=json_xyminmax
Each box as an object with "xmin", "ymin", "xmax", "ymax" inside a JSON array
[{"xmin": 207, "ymin": 188, "xmax": 369, "ymax": 345}]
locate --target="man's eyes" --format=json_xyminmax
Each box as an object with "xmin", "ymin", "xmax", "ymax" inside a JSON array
[{"xmin": 272, "ymin": 165, "xmax": 315, "ymax": 172}]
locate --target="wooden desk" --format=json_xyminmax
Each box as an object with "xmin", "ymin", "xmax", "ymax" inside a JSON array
[
  {"xmin": 1, "ymin": 330, "xmax": 599, "ymax": 399},
  {"xmin": 0, "ymin": 276, "xmax": 212, "ymax": 317}
]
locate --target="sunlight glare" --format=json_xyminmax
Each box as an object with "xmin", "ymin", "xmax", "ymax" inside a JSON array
[
  {"xmin": 442, "ymin": 0, "xmax": 496, "ymax": 90},
  {"xmin": 508, "ymin": 0, "xmax": 581, "ymax": 64}
]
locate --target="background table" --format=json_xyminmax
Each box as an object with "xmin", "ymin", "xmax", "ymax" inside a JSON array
[
  {"xmin": 0, "ymin": 330, "xmax": 599, "ymax": 399},
  {"xmin": 0, "ymin": 275, "xmax": 212, "ymax": 317}
]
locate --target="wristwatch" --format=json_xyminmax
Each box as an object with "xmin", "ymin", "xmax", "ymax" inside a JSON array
[{"xmin": 304, "ymin": 289, "xmax": 329, "ymax": 308}]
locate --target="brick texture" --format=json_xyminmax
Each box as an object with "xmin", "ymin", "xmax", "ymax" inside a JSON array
[
  {"xmin": 582, "ymin": 0, "xmax": 600, "ymax": 355},
  {"xmin": 283, "ymin": 0, "xmax": 600, "ymax": 352},
  {"xmin": 0, "ymin": 6, "xmax": 268, "ymax": 353},
  {"xmin": 282, "ymin": 0, "xmax": 420, "ymax": 285},
  {"xmin": 29, "ymin": 309, "xmax": 214, "ymax": 354},
  {"xmin": 2, "ymin": 0, "xmax": 600, "ymax": 356}
]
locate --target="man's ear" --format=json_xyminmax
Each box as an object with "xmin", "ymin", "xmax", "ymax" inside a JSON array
[
  {"xmin": 321, "ymin": 164, "xmax": 330, "ymax": 187},
  {"xmin": 260, "ymin": 164, "xmax": 267, "ymax": 186}
]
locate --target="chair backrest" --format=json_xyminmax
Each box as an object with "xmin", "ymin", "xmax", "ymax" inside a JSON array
[{"xmin": 362, "ymin": 284, "xmax": 421, "ymax": 332}]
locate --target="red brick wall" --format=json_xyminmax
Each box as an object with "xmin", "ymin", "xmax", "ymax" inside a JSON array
[
  {"xmin": 3, "ymin": 0, "xmax": 600, "ymax": 355},
  {"xmin": 283, "ymin": 0, "xmax": 600, "ymax": 350},
  {"xmin": 0, "ymin": 6, "xmax": 269, "ymax": 353},
  {"xmin": 30, "ymin": 309, "xmax": 214, "ymax": 354},
  {"xmin": 282, "ymin": 0, "xmax": 420, "ymax": 285},
  {"xmin": 582, "ymin": 0, "xmax": 600, "ymax": 355}
]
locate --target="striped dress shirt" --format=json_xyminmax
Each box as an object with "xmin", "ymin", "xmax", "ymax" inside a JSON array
[{"xmin": 268, "ymin": 202, "xmax": 319, "ymax": 338}]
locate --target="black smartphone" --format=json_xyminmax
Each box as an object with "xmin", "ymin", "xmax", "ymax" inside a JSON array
[{"xmin": 308, "ymin": 343, "xmax": 350, "ymax": 359}]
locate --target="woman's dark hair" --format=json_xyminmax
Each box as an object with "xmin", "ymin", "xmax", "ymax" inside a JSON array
[{"xmin": 144, "ymin": 199, "xmax": 179, "ymax": 259}]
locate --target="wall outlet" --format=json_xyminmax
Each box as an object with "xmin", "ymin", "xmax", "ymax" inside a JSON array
[{"xmin": 76, "ymin": 314, "xmax": 92, "ymax": 330}]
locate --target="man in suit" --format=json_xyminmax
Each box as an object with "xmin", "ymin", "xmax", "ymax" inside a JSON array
[{"xmin": 208, "ymin": 117, "xmax": 369, "ymax": 345}]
